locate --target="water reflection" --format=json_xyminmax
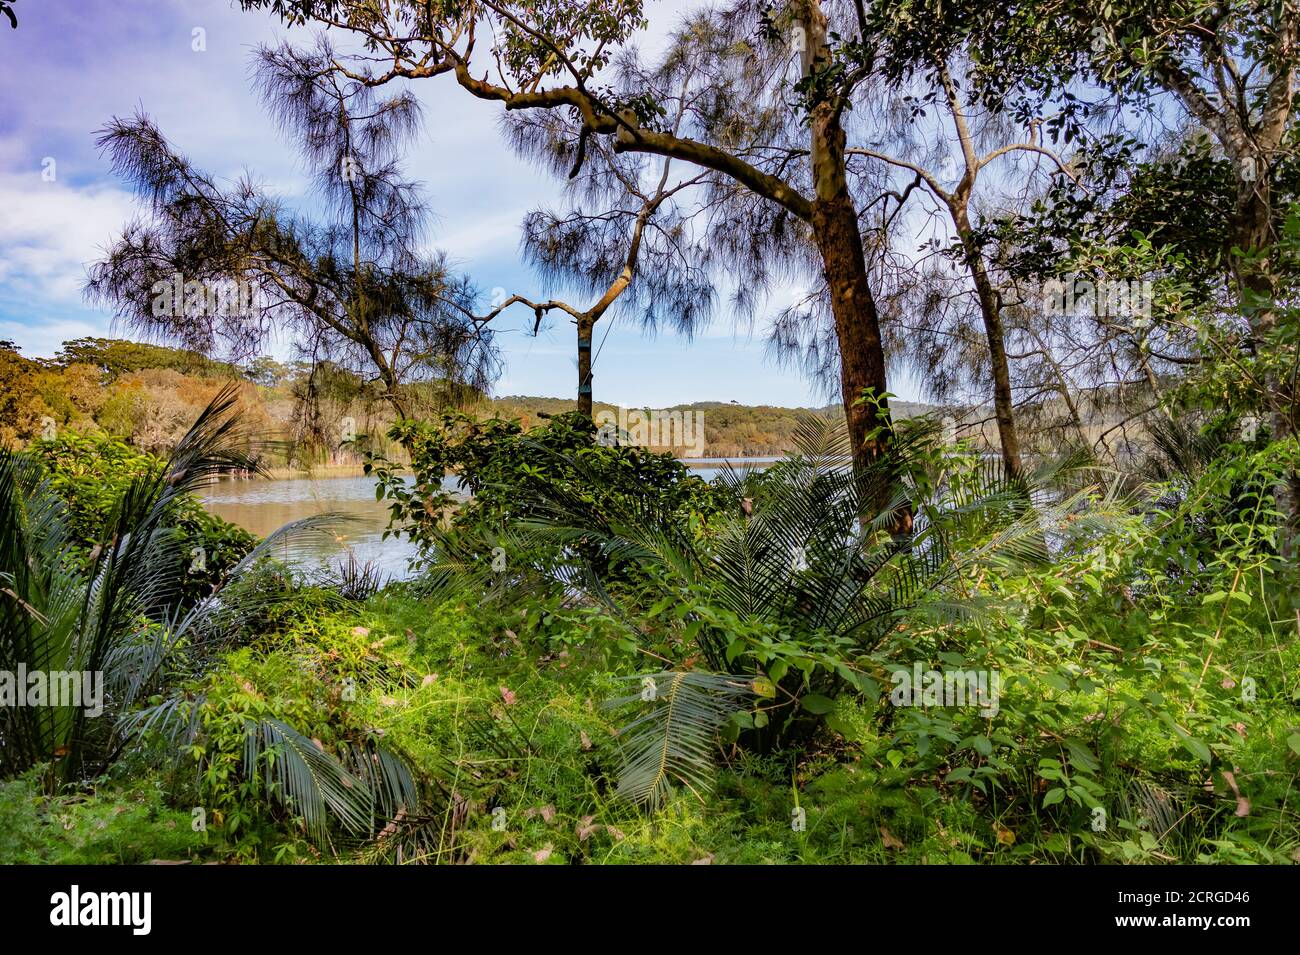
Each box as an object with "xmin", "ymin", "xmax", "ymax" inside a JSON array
[
  {"xmin": 200, "ymin": 459, "xmax": 780, "ymax": 581},
  {"xmin": 199, "ymin": 473, "xmax": 459, "ymax": 581}
]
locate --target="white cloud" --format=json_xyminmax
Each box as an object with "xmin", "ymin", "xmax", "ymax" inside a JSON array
[
  {"xmin": 0, "ymin": 316, "xmax": 110, "ymax": 359},
  {"xmin": 0, "ymin": 178, "xmax": 138, "ymax": 302}
]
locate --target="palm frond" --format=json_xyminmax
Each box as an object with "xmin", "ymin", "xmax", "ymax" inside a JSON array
[
  {"xmin": 245, "ymin": 717, "xmax": 418, "ymax": 844},
  {"xmin": 606, "ymin": 670, "xmax": 755, "ymax": 808}
]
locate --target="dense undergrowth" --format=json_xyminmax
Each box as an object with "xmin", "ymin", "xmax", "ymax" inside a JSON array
[{"xmin": 2, "ymin": 393, "xmax": 1297, "ymax": 865}]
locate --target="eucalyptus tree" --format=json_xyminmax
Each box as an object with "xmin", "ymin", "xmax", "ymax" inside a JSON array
[
  {"xmin": 86, "ymin": 39, "xmax": 497, "ymax": 424},
  {"xmin": 239, "ymin": 0, "xmax": 902, "ymax": 468}
]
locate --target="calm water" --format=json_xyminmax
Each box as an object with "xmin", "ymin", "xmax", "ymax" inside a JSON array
[
  {"xmin": 200, "ymin": 473, "xmax": 454, "ymax": 581},
  {"xmin": 201, "ymin": 458, "xmax": 780, "ymax": 580}
]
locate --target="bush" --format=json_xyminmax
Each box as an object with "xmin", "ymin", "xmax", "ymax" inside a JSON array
[{"xmin": 28, "ymin": 430, "xmax": 256, "ymax": 601}]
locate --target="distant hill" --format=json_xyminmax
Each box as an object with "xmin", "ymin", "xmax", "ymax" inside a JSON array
[
  {"xmin": 490, "ymin": 396, "xmax": 941, "ymax": 457},
  {"xmin": 1, "ymin": 337, "xmax": 957, "ymax": 460}
]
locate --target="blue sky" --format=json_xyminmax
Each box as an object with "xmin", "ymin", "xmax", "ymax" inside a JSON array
[{"xmin": 0, "ymin": 0, "xmax": 923, "ymax": 407}]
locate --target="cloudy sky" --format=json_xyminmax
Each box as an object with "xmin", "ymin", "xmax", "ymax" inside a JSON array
[{"xmin": 0, "ymin": 0, "xmax": 923, "ymax": 407}]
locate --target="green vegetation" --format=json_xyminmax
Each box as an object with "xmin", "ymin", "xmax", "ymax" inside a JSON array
[
  {"xmin": 2, "ymin": 337, "xmax": 945, "ymax": 463},
  {"xmin": 6, "ymin": 0, "xmax": 1300, "ymax": 869},
  {"xmin": 2, "ymin": 386, "xmax": 1296, "ymax": 864}
]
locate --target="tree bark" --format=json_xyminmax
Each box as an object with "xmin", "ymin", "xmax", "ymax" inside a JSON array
[
  {"xmin": 802, "ymin": 2, "xmax": 891, "ymax": 464},
  {"xmin": 811, "ymin": 194, "xmax": 890, "ymax": 459},
  {"xmin": 577, "ymin": 313, "xmax": 595, "ymax": 419},
  {"xmin": 954, "ymin": 209, "xmax": 1023, "ymax": 473}
]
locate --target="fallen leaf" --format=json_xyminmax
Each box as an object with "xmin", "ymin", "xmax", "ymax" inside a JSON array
[
  {"xmin": 880, "ymin": 826, "xmax": 904, "ymax": 850},
  {"xmin": 499, "ymin": 686, "xmax": 517, "ymax": 706},
  {"xmin": 351, "ymin": 626, "xmax": 370, "ymax": 637},
  {"xmin": 606, "ymin": 825, "xmax": 625, "ymax": 840},
  {"xmin": 579, "ymin": 730, "xmax": 592, "ymax": 751},
  {"xmin": 540, "ymin": 805, "xmax": 556, "ymax": 824},
  {"xmin": 690, "ymin": 854, "xmax": 714, "ymax": 865},
  {"xmin": 995, "ymin": 826, "xmax": 1016, "ymax": 846},
  {"xmin": 576, "ymin": 815, "xmax": 599, "ymax": 841},
  {"xmin": 533, "ymin": 844, "xmax": 553, "ymax": 863},
  {"xmin": 422, "ymin": 673, "xmax": 438, "ymax": 686}
]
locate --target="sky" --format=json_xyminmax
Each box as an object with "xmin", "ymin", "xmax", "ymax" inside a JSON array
[{"xmin": 0, "ymin": 0, "xmax": 924, "ymax": 408}]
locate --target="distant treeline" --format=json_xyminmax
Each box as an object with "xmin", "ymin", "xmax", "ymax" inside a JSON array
[{"xmin": 4, "ymin": 337, "xmax": 1145, "ymax": 463}]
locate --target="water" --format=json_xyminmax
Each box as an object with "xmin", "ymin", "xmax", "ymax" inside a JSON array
[
  {"xmin": 200, "ymin": 459, "xmax": 781, "ymax": 580},
  {"xmin": 200, "ymin": 473, "xmax": 460, "ymax": 582},
  {"xmin": 683, "ymin": 457, "xmax": 781, "ymax": 481}
]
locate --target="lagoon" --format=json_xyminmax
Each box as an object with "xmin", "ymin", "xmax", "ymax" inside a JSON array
[{"xmin": 200, "ymin": 457, "xmax": 782, "ymax": 580}]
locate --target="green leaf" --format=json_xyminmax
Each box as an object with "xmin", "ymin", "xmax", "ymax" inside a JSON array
[
  {"xmin": 606, "ymin": 671, "xmax": 756, "ymax": 809},
  {"xmin": 1042, "ymin": 787, "xmax": 1066, "ymax": 807},
  {"xmin": 1178, "ymin": 732, "xmax": 1212, "ymax": 765},
  {"xmin": 800, "ymin": 693, "xmax": 836, "ymax": 715}
]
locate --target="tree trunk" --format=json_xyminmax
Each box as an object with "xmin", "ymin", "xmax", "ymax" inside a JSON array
[
  {"xmin": 811, "ymin": 195, "xmax": 890, "ymax": 460},
  {"xmin": 577, "ymin": 314, "xmax": 595, "ymax": 419},
  {"xmin": 802, "ymin": 2, "xmax": 891, "ymax": 466},
  {"xmin": 954, "ymin": 212, "xmax": 1022, "ymax": 474}
]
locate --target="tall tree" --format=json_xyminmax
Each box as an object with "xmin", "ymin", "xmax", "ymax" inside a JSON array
[
  {"xmin": 240, "ymin": 0, "xmax": 898, "ymax": 467},
  {"xmin": 874, "ymin": 0, "xmax": 1300, "ymax": 537},
  {"xmin": 851, "ymin": 45, "xmax": 1080, "ymax": 472}
]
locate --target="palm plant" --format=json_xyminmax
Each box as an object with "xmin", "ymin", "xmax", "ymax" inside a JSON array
[
  {"xmin": 504, "ymin": 415, "xmax": 1110, "ymax": 805},
  {"xmin": 0, "ymin": 386, "xmax": 420, "ymax": 844},
  {"xmin": 1, "ymin": 385, "xmax": 257, "ymax": 784}
]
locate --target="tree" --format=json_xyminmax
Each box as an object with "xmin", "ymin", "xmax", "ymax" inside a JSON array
[
  {"xmin": 239, "ymin": 0, "xmax": 898, "ymax": 468},
  {"xmin": 874, "ymin": 0, "xmax": 1300, "ymax": 538},
  {"xmin": 86, "ymin": 40, "xmax": 498, "ymax": 422},
  {"xmin": 54, "ymin": 337, "xmax": 231, "ymax": 379},
  {"xmin": 476, "ymin": 97, "xmax": 714, "ymax": 418},
  {"xmin": 242, "ymin": 355, "xmax": 293, "ymax": 389},
  {"xmin": 850, "ymin": 39, "xmax": 1083, "ymax": 472}
]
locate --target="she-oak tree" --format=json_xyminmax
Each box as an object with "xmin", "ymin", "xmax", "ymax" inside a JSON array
[{"xmin": 240, "ymin": 0, "xmax": 897, "ymax": 466}]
